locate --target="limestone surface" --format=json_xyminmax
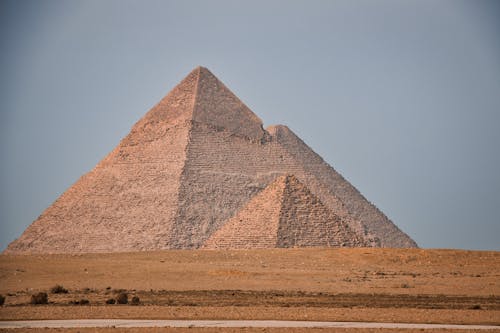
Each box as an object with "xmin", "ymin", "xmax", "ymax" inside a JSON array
[
  {"xmin": 203, "ymin": 175, "xmax": 367, "ymax": 249},
  {"xmin": 5, "ymin": 67, "xmax": 417, "ymax": 253}
]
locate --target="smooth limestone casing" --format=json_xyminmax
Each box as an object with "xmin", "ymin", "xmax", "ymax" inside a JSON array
[{"xmin": 5, "ymin": 67, "xmax": 416, "ymax": 253}]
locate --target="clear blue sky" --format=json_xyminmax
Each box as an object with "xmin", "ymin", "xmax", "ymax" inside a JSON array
[{"xmin": 1, "ymin": 0, "xmax": 499, "ymax": 251}]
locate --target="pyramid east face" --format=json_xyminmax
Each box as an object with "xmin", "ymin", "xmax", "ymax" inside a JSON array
[{"xmin": 6, "ymin": 67, "xmax": 417, "ymax": 254}]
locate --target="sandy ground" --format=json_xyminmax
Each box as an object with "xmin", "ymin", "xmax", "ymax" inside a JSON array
[
  {"xmin": 1, "ymin": 328, "xmax": 499, "ymax": 333},
  {"xmin": 0, "ymin": 248, "xmax": 498, "ymax": 329},
  {"xmin": 1, "ymin": 306, "xmax": 498, "ymax": 325},
  {"xmin": 1, "ymin": 248, "xmax": 498, "ymax": 296}
]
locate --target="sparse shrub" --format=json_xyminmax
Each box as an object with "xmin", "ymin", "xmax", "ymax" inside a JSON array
[
  {"xmin": 79, "ymin": 299, "xmax": 90, "ymax": 305},
  {"xmin": 116, "ymin": 292, "xmax": 128, "ymax": 304},
  {"xmin": 131, "ymin": 296, "xmax": 140, "ymax": 305},
  {"xmin": 69, "ymin": 299, "xmax": 89, "ymax": 305},
  {"xmin": 400, "ymin": 283, "xmax": 410, "ymax": 288},
  {"xmin": 106, "ymin": 298, "xmax": 116, "ymax": 304},
  {"xmin": 0, "ymin": 294, "xmax": 5, "ymax": 306},
  {"xmin": 50, "ymin": 285, "xmax": 68, "ymax": 294},
  {"xmin": 470, "ymin": 304, "xmax": 482, "ymax": 310},
  {"xmin": 30, "ymin": 292, "xmax": 48, "ymax": 305}
]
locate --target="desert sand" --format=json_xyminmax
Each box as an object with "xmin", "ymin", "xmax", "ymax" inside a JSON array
[{"xmin": 0, "ymin": 247, "xmax": 498, "ymax": 332}]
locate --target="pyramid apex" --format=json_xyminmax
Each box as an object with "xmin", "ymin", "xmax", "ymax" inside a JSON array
[
  {"xmin": 191, "ymin": 67, "xmax": 266, "ymax": 141},
  {"xmin": 132, "ymin": 66, "xmax": 266, "ymax": 141},
  {"xmin": 193, "ymin": 65, "xmax": 208, "ymax": 70},
  {"xmin": 196, "ymin": 65, "xmax": 210, "ymax": 72},
  {"xmin": 194, "ymin": 66, "xmax": 224, "ymax": 83},
  {"xmin": 180, "ymin": 66, "xmax": 216, "ymax": 83},
  {"xmin": 190, "ymin": 66, "xmax": 216, "ymax": 80}
]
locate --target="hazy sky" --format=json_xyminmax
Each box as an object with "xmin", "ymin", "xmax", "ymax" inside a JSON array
[{"xmin": 1, "ymin": 0, "xmax": 499, "ymax": 251}]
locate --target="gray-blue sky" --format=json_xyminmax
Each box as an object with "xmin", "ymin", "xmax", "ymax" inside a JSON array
[{"xmin": 1, "ymin": 0, "xmax": 499, "ymax": 251}]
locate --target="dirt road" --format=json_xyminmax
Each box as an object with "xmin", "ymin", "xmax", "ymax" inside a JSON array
[{"xmin": 1, "ymin": 319, "xmax": 499, "ymax": 330}]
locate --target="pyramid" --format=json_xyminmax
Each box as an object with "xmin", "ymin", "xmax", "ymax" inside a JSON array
[
  {"xmin": 203, "ymin": 175, "xmax": 367, "ymax": 249},
  {"xmin": 5, "ymin": 66, "xmax": 417, "ymax": 254}
]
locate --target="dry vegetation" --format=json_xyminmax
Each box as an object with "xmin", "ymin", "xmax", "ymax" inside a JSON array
[{"xmin": 0, "ymin": 248, "xmax": 499, "ymax": 328}]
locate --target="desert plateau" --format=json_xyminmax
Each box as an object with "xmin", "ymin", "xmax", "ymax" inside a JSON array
[{"xmin": 1, "ymin": 247, "xmax": 499, "ymax": 332}]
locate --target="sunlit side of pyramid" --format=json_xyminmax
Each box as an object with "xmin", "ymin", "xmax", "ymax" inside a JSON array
[{"xmin": 5, "ymin": 67, "xmax": 417, "ymax": 254}]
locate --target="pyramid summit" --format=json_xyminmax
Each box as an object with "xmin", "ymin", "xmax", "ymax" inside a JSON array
[
  {"xmin": 6, "ymin": 66, "xmax": 417, "ymax": 254},
  {"xmin": 140, "ymin": 66, "xmax": 266, "ymax": 141}
]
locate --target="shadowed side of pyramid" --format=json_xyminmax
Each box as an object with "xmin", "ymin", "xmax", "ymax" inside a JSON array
[
  {"xmin": 203, "ymin": 175, "xmax": 366, "ymax": 249},
  {"xmin": 277, "ymin": 175, "xmax": 367, "ymax": 248},
  {"xmin": 267, "ymin": 125, "xmax": 418, "ymax": 248}
]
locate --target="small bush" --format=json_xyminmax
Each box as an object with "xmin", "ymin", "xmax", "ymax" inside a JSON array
[
  {"xmin": 131, "ymin": 296, "xmax": 140, "ymax": 305},
  {"xmin": 116, "ymin": 292, "xmax": 128, "ymax": 304},
  {"xmin": 106, "ymin": 298, "xmax": 116, "ymax": 304},
  {"xmin": 69, "ymin": 299, "xmax": 89, "ymax": 305},
  {"xmin": 50, "ymin": 285, "xmax": 68, "ymax": 294},
  {"xmin": 31, "ymin": 292, "xmax": 48, "ymax": 305},
  {"xmin": 0, "ymin": 294, "xmax": 5, "ymax": 306}
]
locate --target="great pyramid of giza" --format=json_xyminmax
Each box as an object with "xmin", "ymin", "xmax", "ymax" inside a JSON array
[{"xmin": 5, "ymin": 66, "xmax": 417, "ymax": 253}]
